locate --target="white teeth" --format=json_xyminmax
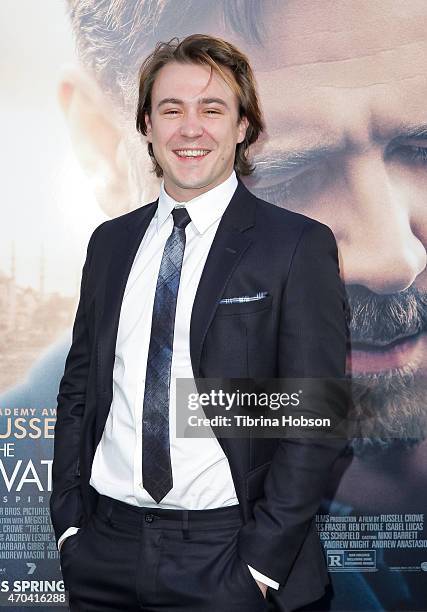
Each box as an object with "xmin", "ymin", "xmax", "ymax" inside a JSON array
[{"xmin": 175, "ymin": 149, "xmax": 210, "ymax": 157}]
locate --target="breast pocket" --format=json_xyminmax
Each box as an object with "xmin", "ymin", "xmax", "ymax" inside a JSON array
[
  {"xmin": 201, "ymin": 295, "xmax": 274, "ymax": 378},
  {"xmin": 216, "ymin": 294, "xmax": 273, "ymax": 316}
]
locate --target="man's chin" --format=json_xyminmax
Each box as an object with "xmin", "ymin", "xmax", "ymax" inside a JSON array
[
  {"xmin": 163, "ymin": 172, "xmax": 220, "ymax": 200},
  {"xmin": 349, "ymin": 367, "xmax": 427, "ymax": 458}
]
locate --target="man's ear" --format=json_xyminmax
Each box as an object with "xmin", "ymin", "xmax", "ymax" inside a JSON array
[
  {"xmin": 237, "ymin": 116, "xmax": 249, "ymax": 143},
  {"xmin": 145, "ymin": 112, "xmax": 152, "ymax": 141},
  {"xmin": 58, "ymin": 64, "xmax": 134, "ymax": 217}
]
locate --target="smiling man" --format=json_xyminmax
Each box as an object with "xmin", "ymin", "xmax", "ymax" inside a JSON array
[{"xmin": 50, "ymin": 34, "xmax": 348, "ymax": 611}]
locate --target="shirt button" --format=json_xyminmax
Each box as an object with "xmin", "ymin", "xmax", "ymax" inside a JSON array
[{"xmin": 145, "ymin": 514, "xmax": 154, "ymax": 523}]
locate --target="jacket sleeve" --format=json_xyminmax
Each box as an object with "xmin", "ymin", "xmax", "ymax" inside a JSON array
[
  {"xmin": 49, "ymin": 225, "xmax": 101, "ymax": 545},
  {"xmin": 237, "ymin": 221, "xmax": 349, "ymax": 584}
]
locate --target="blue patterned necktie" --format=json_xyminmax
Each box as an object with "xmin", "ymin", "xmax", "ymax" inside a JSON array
[{"xmin": 142, "ymin": 206, "xmax": 191, "ymax": 503}]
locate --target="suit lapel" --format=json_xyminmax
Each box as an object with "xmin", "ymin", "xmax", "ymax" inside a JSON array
[
  {"xmin": 96, "ymin": 201, "xmax": 157, "ymax": 404},
  {"xmin": 190, "ymin": 179, "xmax": 256, "ymax": 378}
]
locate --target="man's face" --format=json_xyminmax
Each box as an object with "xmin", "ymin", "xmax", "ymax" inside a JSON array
[
  {"xmin": 145, "ymin": 61, "xmax": 248, "ymax": 202},
  {"xmin": 228, "ymin": 0, "xmax": 427, "ymax": 447}
]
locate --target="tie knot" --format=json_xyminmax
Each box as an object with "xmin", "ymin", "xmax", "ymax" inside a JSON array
[{"xmin": 172, "ymin": 207, "xmax": 191, "ymax": 229}]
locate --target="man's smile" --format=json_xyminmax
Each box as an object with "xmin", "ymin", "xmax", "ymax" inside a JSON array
[{"xmin": 173, "ymin": 148, "xmax": 212, "ymax": 160}]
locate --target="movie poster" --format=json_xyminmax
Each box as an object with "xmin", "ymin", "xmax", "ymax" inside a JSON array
[
  {"xmin": 1, "ymin": 1, "xmax": 426, "ymax": 610},
  {"xmin": 0, "ymin": 0, "xmax": 105, "ymax": 607},
  {"xmin": 0, "ymin": 409, "xmax": 65, "ymax": 607}
]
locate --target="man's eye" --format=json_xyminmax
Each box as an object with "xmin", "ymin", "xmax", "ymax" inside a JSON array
[
  {"xmin": 401, "ymin": 146, "xmax": 427, "ymax": 163},
  {"xmin": 205, "ymin": 109, "xmax": 220, "ymax": 114},
  {"xmin": 390, "ymin": 145, "xmax": 427, "ymax": 163},
  {"xmin": 164, "ymin": 110, "xmax": 179, "ymax": 115}
]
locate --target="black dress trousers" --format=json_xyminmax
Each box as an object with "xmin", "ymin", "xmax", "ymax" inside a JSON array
[{"xmin": 59, "ymin": 492, "xmax": 273, "ymax": 611}]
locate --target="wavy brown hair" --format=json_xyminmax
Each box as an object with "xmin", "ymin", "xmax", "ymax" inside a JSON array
[{"xmin": 135, "ymin": 34, "xmax": 265, "ymax": 177}]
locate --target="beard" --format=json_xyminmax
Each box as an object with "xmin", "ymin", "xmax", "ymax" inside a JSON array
[{"xmin": 346, "ymin": 285, "xmax": 427, "ymax": 457}]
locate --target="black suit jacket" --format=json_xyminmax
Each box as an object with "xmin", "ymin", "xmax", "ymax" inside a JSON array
[{"xmin": 50, "ymin": 179, "xmax": 348, "ymax": 611}]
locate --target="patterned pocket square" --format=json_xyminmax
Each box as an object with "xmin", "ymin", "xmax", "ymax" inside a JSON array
[{"xmin": 219, "ymin": 291, "xmax": 269, "ymax": 304}]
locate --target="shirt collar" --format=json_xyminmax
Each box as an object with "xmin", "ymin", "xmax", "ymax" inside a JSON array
[{"xmin": 157, "ymin": 171, "xmax": 238, "ymax": 234}]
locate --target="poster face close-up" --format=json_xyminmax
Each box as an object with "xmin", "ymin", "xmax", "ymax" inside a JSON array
[{"xmin": 1, "ymin": 1, "xmax": 427, "ymax": 610}]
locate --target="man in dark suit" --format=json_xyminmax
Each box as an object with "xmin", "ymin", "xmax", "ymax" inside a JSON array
[{"xmin": 50, "ymin": 34, "xmax": 348, "ymax": 611}]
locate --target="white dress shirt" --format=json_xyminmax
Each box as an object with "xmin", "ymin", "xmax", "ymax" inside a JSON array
[{"xmin": 58, "ymin": 171, "xmax": 279, "ymax": 590}]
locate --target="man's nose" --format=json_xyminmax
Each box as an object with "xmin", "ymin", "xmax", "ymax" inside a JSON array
[
  {"xmin": 336, "ymin": 155, "xmax": 426, "ymax": 294},
  {"xmin": 179, "ymin": 110, "xmax": 204, "ymax": 138}
]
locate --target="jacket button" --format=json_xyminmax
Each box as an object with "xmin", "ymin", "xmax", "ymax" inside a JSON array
[{"xmin": 145, "ymin": 513, "xmax": 154, "ymax": 523}]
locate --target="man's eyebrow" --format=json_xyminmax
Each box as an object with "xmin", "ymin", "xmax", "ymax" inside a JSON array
[
  {"xmin": 252, "ymin": 145, "xmax": 340, "ymax": 172},
  {"xmin": 156, "ymin": 97, "xmax": 229, "ymax": 109},
  {"xmin": 157, "ymin": 97, "xmax": 181, "ymax": 108},
  {"xmin": 199, "ymin": 97, "xmax": 229, "ymax": 108}
]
